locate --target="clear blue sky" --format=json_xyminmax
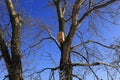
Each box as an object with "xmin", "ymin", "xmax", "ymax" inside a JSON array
[
  {"xmin": 13, "ymin": 0, "xmax": 120, "ymax": 80},
  {"xmin": 22, "ymin": 1, "xmax": 120, "ymax": 80},
  {"xmin": 0, "ymin": 0, "xmax": 120, "ymax": 80}
]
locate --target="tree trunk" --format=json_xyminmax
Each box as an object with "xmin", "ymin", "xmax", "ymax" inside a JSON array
[
  {"xmin": 8, "ymin": 67, "xmax": 23, "ymax": 80},
  {"xmin": 60, "ymin": 41, "xmax": 72, "ymax": 80},
  {"xmin": 5, "ymin": 0, "xmax": 23, "ymax": 80}
]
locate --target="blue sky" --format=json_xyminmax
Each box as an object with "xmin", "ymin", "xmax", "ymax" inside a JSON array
[
  {"xmin": 0, "ymin": 0, "xmax": 120, "ymax": 80},
  {"xmin": 23, "ymin": 1, "xmax": 120, "ymax": 80},
  {"xmin": 15, "ymin": 0, "xmax": 120, "ymax": 80}
]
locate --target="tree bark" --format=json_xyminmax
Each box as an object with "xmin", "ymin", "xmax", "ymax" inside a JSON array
[
  {"xmin": 53, "ymin": 1, "xmax": 73, "ymax": 79},
  {"xmin": 60, "ymin": 39, "xmax": 73, "ymax": 80},
  {"xmin": 5, "ymin": 0, "xmax": 23, "ymax": 80}
]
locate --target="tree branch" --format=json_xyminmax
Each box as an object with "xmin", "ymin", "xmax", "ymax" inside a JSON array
[
  {"xmin": 0, "ymin": 29, "xmax": 11, "ymax": 69},
  {"xmin": 53, "ymin": 0, "xmax": 65, "ymax": 32},
  {"xmin": 71, "ymin": 40, "xmax": 91, "ymax": 50},
  {"xmin": 71, "ymin": 51, "xmax": 99, "ymax": 79},
  {"xmin": 62, "ymin": 0, "xmax": 67, "ymax": 15},
  {"xmin": 37, "ymin": 67, "xmax": 59, "ymax": 74},
  {"xmin": 26, "ymin": 26, "xmax": 60, "ymax": 51},
  {"xmin": 26, "ymin": 66, "xmax": 60, "ymax": 77},
  {"xmin": 29, "ymin": 37, "xmax": 51, "ymax": 48},
  {"xmin": 72, "ymin": 74, "xmax": 82, "ymax": 80},
  {"xmin": 71, "ymin": 40, "xmax": 118, "ymax": 50},
  {"xmin": 72, "ymin": 62, "xmax": 118, "ymax": 68},
  {"xmin": 77, "ymin": 0, "xmax": 117, "ymax": 27},
  {"xmin": 43, "ymin": 26, "xmax": 60, "ymax": 48},
  {"xmin": 66, "ymin": 0, "xmax": 84, "ymax": 42}
]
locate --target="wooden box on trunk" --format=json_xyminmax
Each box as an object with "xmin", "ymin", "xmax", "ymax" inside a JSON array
[{"xmin": 58, "ymin": 31, "xmax": 65, "ymax": 42}]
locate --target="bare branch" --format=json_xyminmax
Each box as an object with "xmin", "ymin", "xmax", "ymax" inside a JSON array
[
  {"xmin": 71, "ymin": 40, "xmax": 118, "ymax": 50},
  {"xmin": 65, "ymin": 16, "xmax": 72, "ymax": 22},
  {"xmin": 72, "ymin": 74, "xmax": 82, "ymax": 80},
  {"xmin": 62, "ymin": 0, "xmax": 67, "ymax": 15},
  {"xmin": 3, "ymin": 75, "xmax": 9, "ymax": 80},
  {"xmin": 77, "ymin": 0, "xmax": 117, "ymax": 27},
  {"xmin": 72, "ymin": 62, "xmax": 118, "ymax": 68},
  {"xmin": 71, "ymin": 51, "xmax": 99, "ymax": 79},
  {"xmin": 43, "ymin": 26, "xmax": 60, "ymax": 48},
  {"xmin": 25, "ymin": 26, "xmax": 60, "ymax": 51},
  {"xmin": 71, "ymin": 51, "xmax": 88, "ymax": 61},
  {"xmin": 104, "ymin": 66, "xmax": 114, "ymax": 79},
  {"xmin": 94, "ymin": 10, "xmax": 120, "ymax": 25},
  {"xmin": 37, "ymin": 67, "xmax": 59, "ymax": 74},
  {"xmin": 0, "ymin": 29, "xmax": 11, "ymax": 69},
  {"xmin": 53, "ymin": 0, "xmax": 65, "ymax": 31},
  {"xmin": 29, "ymin": 37, "xmax": 51, "ymax": 48},
  {"xmin": 71, "ymin": 40, "xmax": 91, "ymax": 50},
  {"xmin": 66, "ymin": 0, "xmax": 85, "ymax": 42},
  {"xmin": 26, "ymin": 66, "xmax": 59, "ymax": 77}
]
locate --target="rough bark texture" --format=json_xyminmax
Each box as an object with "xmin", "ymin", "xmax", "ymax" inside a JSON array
[
  {"xmin": 0, "ymin": 31, "xmax": 12, "ymax": 74},
  {"xmin": 53, "ymin": 0, "xmax": 77, "ymax": 79},
  {"xmin": 4, "ymin": 0, "xmax": 23, "ymax": 80},
  {"xmin": 60, "ymin": 40, "xmax": 73, "ymax": 80}
]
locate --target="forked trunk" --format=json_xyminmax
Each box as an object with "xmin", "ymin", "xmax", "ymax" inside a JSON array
[{"xmin": 5, "ymin": 0, "xmax": 23, "ymax": 80}]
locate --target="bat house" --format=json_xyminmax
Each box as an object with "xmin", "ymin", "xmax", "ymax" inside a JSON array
[{"xmin": 58, "ymin": 31, "xmax": 65, "ymax": 43}]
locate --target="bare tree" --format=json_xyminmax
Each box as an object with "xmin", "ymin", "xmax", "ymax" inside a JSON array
[
  {"xmin": 35, "ymin": 0, "xmax": 120, "ymax": 80},
  {"xmin": 51, "ymin": 0, "xmax": 120, "ymax": 80},
  {"xmin": 0, "ymin": 0, "xmax": 120, "ymax": 80},
  {"xmin": 0, "ymin": 0, "xmax": 45, "ymax": 79},
  {"xmin": 0, "ymin": 0, "xmax": 23, "ymax": 79}
]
